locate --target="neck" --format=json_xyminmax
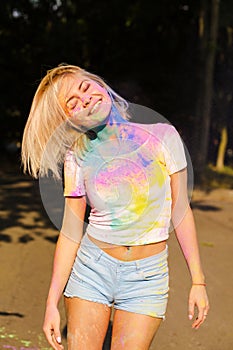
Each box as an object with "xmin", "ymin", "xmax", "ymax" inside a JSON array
[{"xmin": 92, "ymin": 105, "xmax": 128, "ymax": 142}]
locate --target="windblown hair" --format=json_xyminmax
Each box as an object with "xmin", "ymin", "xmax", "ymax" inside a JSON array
[{"xmin": 21, "ymin": 64, "xmax": 130, "ymax": 179}]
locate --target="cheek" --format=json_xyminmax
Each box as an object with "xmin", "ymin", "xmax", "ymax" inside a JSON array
[
  {"xmin": 95, "ymin": 84, "xmax": 109, "ymax": 98},
  {"xmin": 102, "ymin": 93, "xmax": 112, "ymax": 112},
  {"xmin": 99, "ymin": 101, "xmax": 112, "ymax": 118},
  {"xmin": 72, "ymin": 106, "xmax": 82, "ymax": 115},
  {"xmin": 103, "ymin": 91, "xmax": 111, "ymax": 103}
]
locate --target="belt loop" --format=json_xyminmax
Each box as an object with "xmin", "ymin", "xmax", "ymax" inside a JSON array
[
  {"xmin": 135, "ymin": 261, "xmax": 140, "ymax": 271},
  {"xmin": 94, "ymin": 250, "xmax": 103, "ymax": 262}
]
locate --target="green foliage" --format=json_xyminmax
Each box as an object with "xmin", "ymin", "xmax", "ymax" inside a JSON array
[
  {"xmin": 200, "ymin": 164, "xmax": 233, "ymax": 190},
  {"xmin": 0, "ymin": 0, "xmax": 232, "ymax": 176}
]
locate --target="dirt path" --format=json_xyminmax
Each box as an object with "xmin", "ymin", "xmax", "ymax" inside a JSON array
[{"xmin": 1, "ymin": 167, "xmax": 233, "ymax": 349}]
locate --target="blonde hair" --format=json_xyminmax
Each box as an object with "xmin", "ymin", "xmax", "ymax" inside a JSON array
[{"xmin": 21, "ymin": 64, "xmax": 130, "ymax": 179}]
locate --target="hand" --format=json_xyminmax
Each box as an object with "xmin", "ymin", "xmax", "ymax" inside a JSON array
[
  {"xmin": 188, "ymin": 285, "xmax": 210, "ymax": 329},
  {"xmin": 43, "ymin": 304, "xmax": 64, "ymax": 350}
]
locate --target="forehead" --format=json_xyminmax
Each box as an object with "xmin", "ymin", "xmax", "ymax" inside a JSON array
[{"xmin": 58, "ymin": 73, "xmax": 87, "ymax": 96}]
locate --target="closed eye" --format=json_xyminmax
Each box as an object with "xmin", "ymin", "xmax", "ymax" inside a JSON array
[
  {"xmin": 79, "ymin": 80, "xmax": 90, "ymax": 92},
  {"xmin": 66, "ymin": 96, "xmax": 79, "ymax": 110}
]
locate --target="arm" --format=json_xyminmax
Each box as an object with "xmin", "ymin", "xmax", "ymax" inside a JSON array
[
  {"xmin": 170, "ymin": 169, "xmax": 209, "ymax": 329},
  {"xmin": 43, "ymin": 196, "xmax": 86, "ymax": 349}
]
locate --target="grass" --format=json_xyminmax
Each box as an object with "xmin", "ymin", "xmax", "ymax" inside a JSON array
[{"xmin": 198, "ymin": 164, "xmax": 233, "ymax": 190}]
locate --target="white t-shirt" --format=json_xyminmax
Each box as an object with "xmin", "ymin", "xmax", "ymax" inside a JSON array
[{"xmin": 63, "ymin": 122, "xmax": 187, "ymax": 245}]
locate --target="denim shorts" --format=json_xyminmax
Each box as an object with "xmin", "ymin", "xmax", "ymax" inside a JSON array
[{"xmin": 64, "ymin": 234, "xmax": 169, "ymax": 319}]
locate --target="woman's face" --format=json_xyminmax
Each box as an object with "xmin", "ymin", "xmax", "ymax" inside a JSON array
[{"xmin": 59, "ymin": 74, "xmax": 112, "ymax": 130}]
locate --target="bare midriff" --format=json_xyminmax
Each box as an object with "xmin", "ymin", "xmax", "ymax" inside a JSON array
[{"xmin": 87, "ymin": 234, "xmax": 167, "ymax": 261}]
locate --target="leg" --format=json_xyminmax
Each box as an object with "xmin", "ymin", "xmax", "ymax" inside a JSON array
[
  {"xmin": 111, "ymin": 309, "xmax": 162, "ymax": 350},
  {"xmin": 65, "ymin": 297, "xmax": 111, "ymax": 350}
]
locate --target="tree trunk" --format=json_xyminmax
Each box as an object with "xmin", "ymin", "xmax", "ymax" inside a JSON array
[
  {"xmin": 216, "ymin": 126, "xmax": 228, "ymax": 170},
  {"xmin": 214, "ymin": 26, "xmax": 232, "ymax": 171},
  {"xmin": 193, "ymin": 0, "xmax": 220, "ymax": 177}
]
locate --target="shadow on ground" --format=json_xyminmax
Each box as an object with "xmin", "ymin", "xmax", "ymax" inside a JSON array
[
  {"xmin": 0, "ymin": 156, "xmax": 225, "ymax": 245},
  {"xmin": 0, "ymin": 155, "xmax": 61, "ymax": 244},
  {"xmin": 191, "ymin": 201, "xmax": 222, "ymax": 211}
]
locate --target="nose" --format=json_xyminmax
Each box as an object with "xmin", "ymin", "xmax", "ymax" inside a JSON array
[{"xmin": 82, "ymin": 95, "xmax": 92, "ymax": 107}]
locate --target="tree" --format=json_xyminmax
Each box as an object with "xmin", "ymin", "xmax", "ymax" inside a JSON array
[
  {"xmin": 193, "ymin": 0, "xmax": 220, "ymax": 176},
  {"xmin": 214, "ymin": 4, "xmax": 233, "ymax": 170}
]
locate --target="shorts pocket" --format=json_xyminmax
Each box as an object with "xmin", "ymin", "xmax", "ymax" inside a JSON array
[
  {"xmin": 71, "ymin": 250, "xmax": 93, "ymax": 283},
  {"xmin": 77, "ymin": 248, "xmax": 93, "ymax": 265},
  {"xmin": 140, "ymin": 260, "xmax": 168, "ymax": 281}
]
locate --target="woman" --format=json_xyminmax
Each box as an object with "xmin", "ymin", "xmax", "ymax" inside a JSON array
[{"xmin": 21, "ymin": 64, "xmax": 209, "ymax": 350}]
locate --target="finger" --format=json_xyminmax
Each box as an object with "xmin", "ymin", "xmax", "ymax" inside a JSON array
[
  {"xmin": 53, "ymin": 331, "xmax": 63, "ymax": 348},
  {"xmin": 202, "ymin": 304, "xmax": 210, "ymax": 323},
  {"xmin": 195, "ymin": 298, "xmax": 210, "ymax": 328},
  {"xmin": 188, "ymin": 300, "xmax": 195, "ymax": 320},
  {"xmin": 44, "ymin": 330, "xmax": 58, "ymax": 350},
  {"xmin": 192, "ymin": 307, "xmax": 205, "ymax": 329},
  {"xmin": 44, "ymin": 327, "xmax": 61, "ymax": 350},
  {"xmin": 51, "ymin": 333, "xmax": 64, "ymax": 350},
  {"xmin": 204, "ymin": 302, "xmax": 210, "ymax": 316},
  {"xmin": 192, "ymin": 316, "xmax": 201, "ymax": 329},
  {"xmin": 192, "ymin": 316, "xmax": 205, "ymax": 329},
  {"xmin": 193, "ymin": 306, "xmax": 210, "ymax": 329}
]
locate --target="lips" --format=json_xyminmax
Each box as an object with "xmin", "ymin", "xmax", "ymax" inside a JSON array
[{"xmin": 90, "ymin": 99, "xmax": 102, "ymax": 114}]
